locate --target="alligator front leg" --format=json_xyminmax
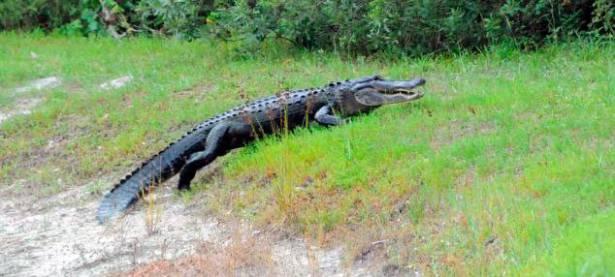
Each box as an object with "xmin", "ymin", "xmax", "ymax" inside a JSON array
[{"xmin": 315, "ymin": 105, "xmax": 344, "ymax": 126}]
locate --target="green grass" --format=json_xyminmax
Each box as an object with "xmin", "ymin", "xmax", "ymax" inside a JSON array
[
  {"xmin": 0, "ymin": 32, "xmax": 613, "ymax": 274},
  {"xmin": 524, "ymin": 209, "xmax": 615, "ymax": 275}
]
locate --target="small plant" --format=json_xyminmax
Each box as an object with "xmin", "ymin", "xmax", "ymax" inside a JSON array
[
  {"xmin": 272, "ymin": 100, "xmax": 298, "ymax": 222},
  {"xmin": 86, "ymin": 180, "xmax": 106, "ymax": 195},
  {"xmin": 143, "ymin": 185, "xmax": 161, "ymax": 235}
]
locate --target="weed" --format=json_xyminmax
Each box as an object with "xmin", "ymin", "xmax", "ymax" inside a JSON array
[
  {"xmin": 143, "ymin": 187, "xmax": 161, "ymax": 236},
  {"xmin": 85, "ymin": 180, "xmax": 106, "ymax": 195}
]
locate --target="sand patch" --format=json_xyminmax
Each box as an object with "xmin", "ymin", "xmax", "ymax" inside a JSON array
[
  {"xmin": 100, "ymin": 76, "xmax": 133, "ymax": 90},
  {"xmin": 0, "ymin": 98, "xmax": 42, "ymax": 125},
  {"xmin": 0, "ymin": 180, "xmax": 376, "ymax": 276},
  {"xmin": 14, "ymin": 77, "xmax": 61, "ymax": 93}
]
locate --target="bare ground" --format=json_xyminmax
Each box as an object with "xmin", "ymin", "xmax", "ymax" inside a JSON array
[
  {"xmin": 1, "ymin": 76, "xmax": 60, "ymax": 124},
  {"xmin": 0, "ymin": 98, "xmax": 42, "ymax": 125},
  {"xmin": 0, "ymin": 177, "xmax": 389, "ymax": 276}
]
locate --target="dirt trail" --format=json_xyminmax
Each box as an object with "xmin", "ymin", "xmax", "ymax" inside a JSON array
[
  {"xmin": 1, "ymin": 76, "xmax": 61, "ymax": 124},
  {"xmin": 0, "ymin": 181, "xmax": 376, "ymax": 276},
  {"xmin": 14, "ymin": 77, "xmax": 61, "ymax": 93},
  {"xmin": 0, "ymin": 98, "xmax": 42, "ymax": 125},
  {"xmin": 1, "ymin": 184, "xmax": 214, "ymax": 276}
]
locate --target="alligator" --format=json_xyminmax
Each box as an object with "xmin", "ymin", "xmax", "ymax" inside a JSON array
[{"xmin": 97, "ymin": 75, "xmax": 426, "ymax": 223}]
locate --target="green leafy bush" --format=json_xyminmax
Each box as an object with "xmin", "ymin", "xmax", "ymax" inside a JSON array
[
  {"xmin": 1, "ymin": 0, "xmax": 612, "ymax": 55},
  {"xmin": 210, "ymin": 0, "xmax": 613, "ymax": 55},
  {"xmin": 0, "ymin": 0, "xmax": 116, "ymax": 35},
  {"xmin": 135, "ymin": 0, "xmax": 214, "ymax": 39},
  {"xmin": 0, "ymin": 0, "xmax": 82, "ymax": 31}
]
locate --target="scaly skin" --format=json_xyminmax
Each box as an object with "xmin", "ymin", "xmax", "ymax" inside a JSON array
[{"xmin": 97, "ymin": 75, "xmax": 426, "ymax": 223}]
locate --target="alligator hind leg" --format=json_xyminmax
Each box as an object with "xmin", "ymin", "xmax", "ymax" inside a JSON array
[{"xmin": 177, "ymin": 124, "xmax": 229, "ymax": 190}]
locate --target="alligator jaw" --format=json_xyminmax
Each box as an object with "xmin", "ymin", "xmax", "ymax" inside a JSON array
[
  {"xmin": 380, "ymin": 78, "xmax": 426, "ymax": 97},
  {"xmin": 353, "ymin": 78, "xmax": 426, "ymax": 106}
]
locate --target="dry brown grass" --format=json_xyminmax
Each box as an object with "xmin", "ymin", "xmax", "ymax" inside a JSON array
[{"xmin": 120, "ymin": 225, "xmax": 275, "ymax": 276}]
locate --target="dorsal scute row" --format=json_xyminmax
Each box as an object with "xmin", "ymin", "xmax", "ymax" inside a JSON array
[
  {"xmin": 121, "ymin": 80, "xmax": 343, "ymax": 188},
  {"xmin": 106, "ymin": 80, "xmax": 345, "ymax": 195},
  {"xmin": 110, "ymin": 133, "xmax": 182, "ymax": 193}
]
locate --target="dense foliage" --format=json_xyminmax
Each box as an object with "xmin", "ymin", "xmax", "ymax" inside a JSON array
[
  {"xmin": 212, "ymin": 0, "xmax": 614, "ymax": 55},
  {"xmin": 1, "ymin": 0, "xmax": 613, "ymax": 55}
]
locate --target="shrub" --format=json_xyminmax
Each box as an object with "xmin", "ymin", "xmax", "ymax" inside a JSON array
[
  {"xmin": 0, "ymin": 0, "xmax": 82, "ymax": 31},
  {"xmin": 210, "ymin": 0, "xmax": 612, "ymax": 55},
  {"xmin": 135, "ymin": 0, "xmax": 215, "ymax": 39},
  {"xmin": 1, "ymin": 0, "xmax": 612, "ymax": 55}
]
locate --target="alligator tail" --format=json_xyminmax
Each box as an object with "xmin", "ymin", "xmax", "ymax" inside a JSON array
[
  {"xmin": 96, "ymin": 128, "xmax": 209, "ymax": 223},
  {"xmin": 96, "ymin": 147, "xmax": 182, "ymax": 223}
]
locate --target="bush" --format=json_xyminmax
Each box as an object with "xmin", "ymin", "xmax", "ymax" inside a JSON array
[
  {"xmin": 0, "ymin": 0, "xmax": 82, "ymax": 31},
  {"xmin": 135, "ymin": 0, "xmax": 215, "ymax": 39},
  {"xmin": 0, "ymin": 0, "xmax": 125, "ymax": 36},
  {"xmin": 1, "ymin": 0, "xmax": 612, "ymax": 55},
  {"xmin": 210, "ymin": 0, "xmax": 613, "ymax": 55}
]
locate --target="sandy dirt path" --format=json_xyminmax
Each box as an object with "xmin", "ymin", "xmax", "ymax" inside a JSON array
[{"xmin": 0, "ymin": 180, "xmax": 381, "ymax": 276}]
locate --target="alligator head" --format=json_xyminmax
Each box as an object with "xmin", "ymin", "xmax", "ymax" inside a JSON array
[{"xmin": 334, "ymin": 75, "xmax": 426, "ymax": 115}]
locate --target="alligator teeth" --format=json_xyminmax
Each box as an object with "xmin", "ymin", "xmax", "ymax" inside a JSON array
[{"xmin": 394, "ymin": 89, "xmax": 416, "ymax": 95}]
